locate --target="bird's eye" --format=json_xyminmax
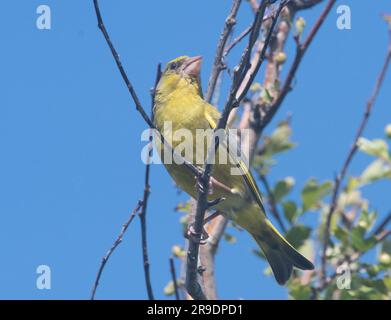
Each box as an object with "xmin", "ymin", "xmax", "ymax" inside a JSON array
[{"xmin": 170, "ymin": 62, "xmax": 177, "ymax": 70}]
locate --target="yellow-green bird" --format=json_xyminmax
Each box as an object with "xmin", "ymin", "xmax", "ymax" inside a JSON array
[{"xmin": 153, "ymin": 55, "xmax": 314, "ymax": 285}]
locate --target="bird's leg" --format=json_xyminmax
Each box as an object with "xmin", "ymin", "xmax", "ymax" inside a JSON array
[
  {"xmin": 185, "ymin": 210, "xmax": 223, "ymax": 245},
  {"xmin": 189, "ymin": 174, "xmax": 231, "ymax": 244},
  {"xmin": 210, "ymin": 177, "xmax": 233, "ymax": 194},
  {"xmin": 193, "ymin": 174, "xmax": 232, "ymax": 196},
  {"xmin": 185, "ymin": 224, "xmax": 208, "ymax": 245}
]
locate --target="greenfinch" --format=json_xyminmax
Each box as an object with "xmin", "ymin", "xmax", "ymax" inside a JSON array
[{"xmin": 153, "ymin": 56, "xmax": 314, "ymax": 285}]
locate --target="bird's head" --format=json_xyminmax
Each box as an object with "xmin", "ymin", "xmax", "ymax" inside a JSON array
[{"xmin": 156, "ymin": 56, "xmax": 203, "ymax": 98}]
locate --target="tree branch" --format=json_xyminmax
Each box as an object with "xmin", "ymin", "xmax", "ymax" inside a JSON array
[
  {"xmin": 206, "ymin": 0, "xmax": 243, "ymax": 102},
  {"xmin": 259, "ymin": 0, "xmax": 336, "ymax": 132},
  {"xmin": 222, "ymin": 5, "xmax": 283, "ymax": 61},
  {"xmin": 320, "ymin": 37, "xmax": 391, "ymax": 287},
  {"xmin": 373, "ymin": 211, "xmax": 391, "ymax": 236},
  {"xmin": 185, "ymin": 0, "xmax": 290, "ymax": 300},
  {"xmin": 291, "ymin": 0, "xmax": 324, "ymax": 10},
  {"xmin": 91, "ymin": 201, "xmax": 142, "ymax": 299},
  {"xmin": 90, "ymin": 65, "xmax": 161, "ymax": 300},
  {"xmin": 223, "ymin": 25, "xmax": 252, "ymax": 58},
  {"xmin": 92, "ymin": 0, "xmax": 201, "ymax": 180},
  {"xmin": 169, "ymin": 257, "xmax": 180, "ymax": 300},
  {"xmin": 137, "ymin": 65, "xmax": 161, "ymax": 301}
]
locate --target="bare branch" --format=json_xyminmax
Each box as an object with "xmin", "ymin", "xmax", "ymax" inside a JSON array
[
  {"xmin": 373, "ymin": 211, "xmax": 391, "ymax": 236},
  {"xmin": 91, "ymin": 201, "xmax": 142, "ymax": 299},
  {"xmin": 169, "ymin": 257, "xmax": 180, "ymax": 300},
  {"xmin": 93, "ymin": 0, "xmax": 152, "ymax": 128},
  {"xmin": 206, "ymin": 0, "xmax": 243, "ymax": 102},
  {"xmin": 291, "ymin": 0, "xmax": 324, "ymax": 10},
  {"xmin": 92, "ymin": 1, "xmax": 202, "ymax": 180},
  {"xmin": 90, "ymin": 65, "xmax": 161, "ymax": 300},
  {"xmin": 320, "ymin": 38, "xmax": 391, "ymax": 286},
  {"xmin": 223, "ymin": 6, "xmax": 281, "ymax": 60},
  {"xmin": 137, "ymin": 65, "xmax": 161, "ymax": 301},
  {"xmin": 223, "ymin": 25, "xmax": 252, "ymax": 58},
  {"xmin": 237, "ymin": 1, "xmax": 290, "ymax": 102},
  {"xmin": 259, "ymin": 0, "xmax": 336, "ymax": 132}
]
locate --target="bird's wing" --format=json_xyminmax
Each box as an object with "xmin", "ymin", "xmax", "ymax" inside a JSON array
[{"xmin": 204, "ymin": 106, "xmax": 267, "ymax": 215}]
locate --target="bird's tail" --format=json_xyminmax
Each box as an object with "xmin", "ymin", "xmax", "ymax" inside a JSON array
[{"xmin": 252, "ymin": 219, "xmax": 314, "ymax": 285}]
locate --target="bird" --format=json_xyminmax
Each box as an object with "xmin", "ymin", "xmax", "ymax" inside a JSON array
[{"xmin": 153, "ymin": 55, "xmax": 314, "ymax": 285}]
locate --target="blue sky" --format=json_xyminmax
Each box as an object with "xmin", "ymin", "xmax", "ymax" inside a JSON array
[{"xmin": 0, "ymin": 0, "xmax": 390, "ymax": 299}]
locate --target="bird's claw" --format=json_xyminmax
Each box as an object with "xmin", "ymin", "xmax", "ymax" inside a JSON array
[{"xmin": 185, "ymin": 223, "xmax": 209, "ymax": 245}]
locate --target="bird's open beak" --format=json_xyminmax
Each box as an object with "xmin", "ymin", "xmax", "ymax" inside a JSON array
[{"xmin": 182, "ymin": 56, "xmax": 202, "ymax": 77}]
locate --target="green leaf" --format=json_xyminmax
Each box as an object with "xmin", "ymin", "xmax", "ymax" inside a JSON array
[
  {"xmin": 250, "ymin": 82, "xmax": 262, "ymax": 93},
  {"xmin": 379, "ymin": 239, "xmax": 391, "ymax": 267},
  {"xmin": 288, "ymin": 279, "xmax": 312, "ymax": 300},
  {"xmin": 339, "ymin": 276, "xmax": 390, "ymax": 300},
  {"xmin": 381, "ymin": 239, "xmax": 391, "ymax": 255},
  {"xmin": 172, "ymin": 245, "xmax": 186, "ymax": 258},
  {"xmin": 261, "ymin": 88, "xmax": 274, "ymax": 104},
  {"xmin": 282, "ymin": 201, "xmax": 298, "ymax": 224},
  {"xmin": 273, "ymin": 177, "xmax": 295, "ymax": 202},
  {"xmin": 164, "ymin": 281, "xmax": 175, "ymax": 296},
  {"xmin": 346, "ymin": 176, "xmax": 361, "ymax": 191},
  {"xmin": 333, "ymin": 225, "xmax": 349, "ymax": 244},
  {"xmin": 384, "ymin": 277, "xmax": 391, "ymax": 291},
  {"xmin": 261, "ymin": 122, "xmax": 296, "ymax": 159},
  {"xmin": 357, "ymin": 137, "xmax": 389, "ymax": 160},
  {"xmin": 285, "ymin": 225, "xmax": 311, "ymax": 249},
  {"xmin": 360, "ymin": 159, "xmax": 391, "ymax": 184},
  {"xmin": 301, "ymin": 178, "xmax": 333, "ymax": 211},
  {"xmin": 175, "ymin": 201, "xmax": 191, "ymax": 213},
  {"xmin": 351, "ymin": 226, "xmax": 377, "ymax": 252},
  {"xmin": 295, "ymin": 17, "xmax": 306, "ymax": 35},
  {"xmin": 223, "ymin": 232, "xmax": 237, "ymax": 244},
  {"xmin": 357, "ymin": 210, "xmax": 377, "ymax": 231}
]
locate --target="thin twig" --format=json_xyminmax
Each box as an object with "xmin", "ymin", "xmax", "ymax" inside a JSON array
[
  {"xmin": 186, "ymin": 0, "xmax": 289, "ymax": 300},
  {"xmin": 320, "ymin": 38, "xmax": 391, "ymax": 286},
  {"xmin": 223, "ymin": 5, "xmax": 284, "ymax": 61},
  {"xmin": 93, "ymin": 0, "xmax": 152, "ymax": 128},
  {"xmin": 291, "ymin": 0, "xmax": 323, "ymax": 10},
  {"xmin": 223, "ymin": 25, "xmax": 252, "ymax": 58},
  {"xmin": 138, "ymin": 65, "xmax": 161, "ymax": 300},
  {"xmin": 92, "ymin": 0, "xmax": 201, "ymax": 179},
  {"xmin": 91, "ymin": 201, "xmax": 143, "ymax": 299},
  {"xmin": 206, "ymin": 0, "xmax": 243, "ymax": 102},
  {"xmin": 259, "ymin": 175, "xmax": 287, "ymax": 233},
  {"xmin": 259, "ymin": 0, "xmax": 336, "ymax": 132},
  {"xmin": 169, "ymin": 257, "xmax": 180, "ymax": 300},
  {"xmin": 237, "ymin": 1, "xmax": 290, "ymax": 102},
  {"xmin": 373, "ymin": 211, "xmax": 391, "ymax": 236}
]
